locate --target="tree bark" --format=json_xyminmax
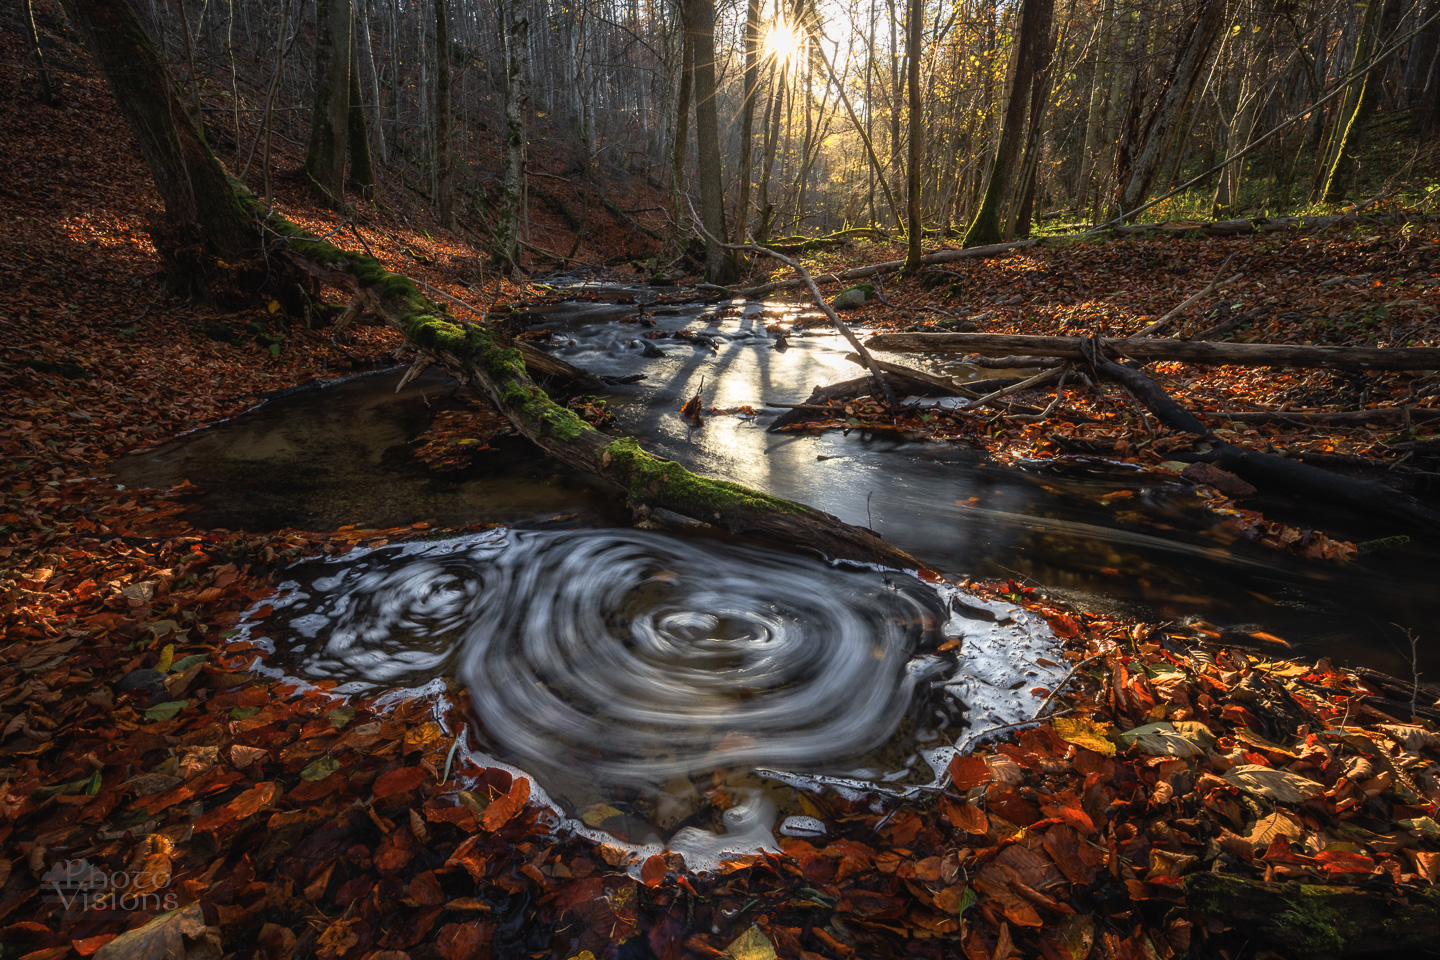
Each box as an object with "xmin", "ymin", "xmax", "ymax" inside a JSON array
[
  {"xmin": 1323, "ymin": 0, "xmax": 1405, "ymax": 201},
  {"xmin": 347, "ymin": 23, "xmax": 376, "ymax": 197},
  {"xmin": 56, "ymin": 0, "xmax": 255, "ymax": 290},
  {"xmin": 961, "ymin": 0, "xmax": 1053, "ymax": 247},
  {"xmin": 432, "ymin": 0, "xmax": 455, "ymax": 229},
  {"xmin": 1116, "ymin": 0, "xmax": 1225, "ymax": 218},
  {"xmin": 903, "ymin": 0, "xmax": 924, "ymax": 269},
  {"xmin": 668, "ymin": 29, "xmax": 694, "ymax": 254},
  {"xmin": 306, "ymin": 0, "xmax": 352, "ymax": 210},
  {"xmin": 494, "ymin": 0, "xmax": 528, "ymax": 268},
  {"xmin": 863, "ymin": 332, "xmax": 1440, "ymax": 371},
  {"xmin": 685, "ymin": 0, "xmax": 732, "ymax": 283},
  {"xmin": 23, "ymin": 0, "xmax": 55, "ymax": 106},
  {"xmin": 732, "ymin": 0, "xmax": 761, "ymax": 244}
]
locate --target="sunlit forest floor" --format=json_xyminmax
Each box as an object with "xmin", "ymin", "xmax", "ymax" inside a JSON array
[{"xmin": 5, "ymin": 22, "xmax": 1440, "ymax": 960}]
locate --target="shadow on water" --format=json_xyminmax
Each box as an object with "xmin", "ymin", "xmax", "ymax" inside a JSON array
[{"xmin": 116, "ymin": 285, "xmax": 1440, "ymax": 677}]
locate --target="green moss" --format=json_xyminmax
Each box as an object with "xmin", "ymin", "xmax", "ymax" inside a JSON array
[
  {"xmin": 601, "ymin": 438, "xmax": 806, "ymax": 520},
  {"xmin": 482, "ymin": 346, "xmax": 526, "ymax": 380},
  {"xmin": 1274, "ymin": 890, "xmax": 1355, "ymax": 954}
]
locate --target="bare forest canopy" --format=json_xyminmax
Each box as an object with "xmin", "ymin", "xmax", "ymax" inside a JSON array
[{"xmin": 22, "ymin": 0, "xmax": 1439, "ymax": 280}]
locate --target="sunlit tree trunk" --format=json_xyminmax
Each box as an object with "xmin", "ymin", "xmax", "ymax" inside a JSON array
[
  {"xmin": 903, "ymin": 0, "xmax": 923, "ymax": 269},
  {"xmin": 685, "ymin": 0, "xmax": 733, "ymax": 282},
  {"xmin": 1116, "ymin": 0, "xmax": 1224, "ymax": 218},
  {"xmin": 732, "ymin": 0, "xmax": 762, "ymax": 242},
  {"xmin": 306, "ymin": 0, "xmax": 352, "ymax": 210},
  {"xmin": 668, "ymin": 27, "xmax": 693, "ymax": 253},
  {"xmin": 962, "ymin": 0, "xmax": 1053, "ymax": 247}
]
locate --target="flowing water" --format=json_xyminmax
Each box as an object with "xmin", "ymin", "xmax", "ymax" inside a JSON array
[{"xmin": 115, "ymin": 281, "xmax": 1440, "ymax": 856}]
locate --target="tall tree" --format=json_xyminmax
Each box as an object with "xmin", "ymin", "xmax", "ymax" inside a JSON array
[
  {"xmin": 306, "ymin": 0, "xmax": 353, "ymax": 210},
  {"xmin": 684, "ymin": 0, "xmax": 733, "ymax": 282},
  {"xmin": 962, "ymin": 0, "xmax": 1055, "ymax": 247},
  {"xmin": 1322, "ymin": 0, "xmax": 1404, "ymax": 201},
  {"xmin": 903, "ymin": 0, "xmax": 923, "ymax": 269},
  {"xmin": 433, "ymin": 0, "xmax": 455, "ymax": 229},
  {"xmin": 495, "ymin": 0, "xmax": 529, "ymax": 268},
  {"xmin": 1115, "ymin": 0, "xmax": 1225, "ymax": 218},
  {"xmin": 668, "ymin": 27, "xmax": 694, "ymax": 254},
  {"xmin": 56, "ymin": 0, "xmax": 256, "ymax": 294},
  {"xmin": 347, "ymin": 25, "xmax": 376, "ymax": 197},
  {"xmin": 732, "ymin": 0, "xmax": 762, "ymax": 243}
]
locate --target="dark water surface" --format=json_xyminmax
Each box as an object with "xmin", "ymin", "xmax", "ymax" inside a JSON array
[{"xmin": 121, "ymin": 287, "xmax": 1439, "ymax": 675}]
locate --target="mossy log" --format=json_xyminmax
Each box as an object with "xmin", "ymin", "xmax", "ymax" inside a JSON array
[
  {"xmin": 1183, "ymin": 872, "xmax": 1440, "ymax": 957},
  {"xmin": 253, "ymin": 198, "xmax": 916, "ymax": 568}
]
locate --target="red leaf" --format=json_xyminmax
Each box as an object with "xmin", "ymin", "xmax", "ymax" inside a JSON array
[
  {"xmin": 641, "ymin": 854, "xmax": 667, "ymax": 888},
  {"xmin": 373, "ymin": 765, "xmax": 428, "ymax": 799},
  {"xmin": 949, "ymin": 753, "xmax": 992, "ymax": 791},
  {"xmin": 481, "ymin": 776, "xmax": 530, "ymax": 831}
]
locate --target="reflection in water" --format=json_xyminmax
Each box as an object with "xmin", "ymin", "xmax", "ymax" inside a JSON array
[{"xmin": 246, "ymin": 527, "xmax": 1063, "ymax": 850}]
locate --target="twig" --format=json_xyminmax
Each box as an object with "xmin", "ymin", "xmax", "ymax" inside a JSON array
[
  {"xmin": 1012, "ymin": 362, "xmax": 1072, "ymax": 422},
  {"xmin": 685, "ymin": 198, "xmax": 898, "ymax": 408},
  {"xmin": 1135, "ymin": 252, "xmax": 1242, "ymax": 337},
  {"xmin": 956, "ymin": 366, "xmax": 1062, "ymax": 413},
  {"xmin": 1032, "ymin": 653, "xmax": 1107, "ymax": 721}
]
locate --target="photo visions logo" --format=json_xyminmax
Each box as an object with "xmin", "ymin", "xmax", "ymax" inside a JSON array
[{"xmin": 41, "ymin": 859, "xmax": 177, "ymax": 912}]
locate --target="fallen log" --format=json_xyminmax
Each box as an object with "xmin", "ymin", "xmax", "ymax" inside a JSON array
[
  {"xmin": 255, "ymin": 205, "xmax": 919, "ymax": 569},
  {"xmin": 1182, "ymin": 873, "xmax": 1440, "ymax": 957},
  {"xmin": 1085, "ymin": 341, "xmax": 1440, "ymax": 532},
  {"xmin": 1212, "ymin": 407, "xmax": 1440, "ymax": 426},
  {"xmin": 864, "ymin": 332, "xmax": 1440, "ymax": 371},
  {"xmin": 733, "ymin": 213, "xmax": 1435, "ymax": 298}
]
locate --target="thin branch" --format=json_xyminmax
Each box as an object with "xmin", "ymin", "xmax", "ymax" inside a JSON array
[{"xmin": 685, "ymin": 198, "xmax": 898, "ymax": 408}]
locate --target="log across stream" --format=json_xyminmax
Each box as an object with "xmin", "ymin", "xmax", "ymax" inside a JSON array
[{"xmin": 115, "ymin": 282, "xmax": 1440, "ymax": 855}]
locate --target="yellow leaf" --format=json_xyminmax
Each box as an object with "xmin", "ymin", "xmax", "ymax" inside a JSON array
[
  {"xmin": 267, "ymin": 300, "xmax": 281, "ymax": 314},
  {"xmin": 724, "ymin": 925, "xmax": 777, "ymax": 960},
  {"xmin": 581, "ymin": 803, "xmax": 624, "ymax": 827},
  {"xmin": 157, "ymin": 643, "xmax": 174, "ymax": 673},
  {"xmin": 1051, "ymin": 717, "xmax": 1116, "ymax": 756}
]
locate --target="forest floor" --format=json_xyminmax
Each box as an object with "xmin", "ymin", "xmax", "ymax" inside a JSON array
[{"xmin": 5, "ymin": 19, "xmax": 1440, "ymax": 960}]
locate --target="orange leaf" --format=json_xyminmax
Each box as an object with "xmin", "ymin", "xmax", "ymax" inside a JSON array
[
  {"xmin": 481, "ymin": 776, "xmax": 530, "ymax": 831},
  {"xmin": 949, "ymin": 753, "xmax": 992, "ymax": 791},
  {"xmin": 641, "ymin": 854, "xmax": 667, "ymax": 888},
  {"xmin": 72, "ymin": 936, "xmax": 117, "ymax": 957},
  {"xmin": 374, "ymin": 765, "xmax": 428, "ymax": 799}
]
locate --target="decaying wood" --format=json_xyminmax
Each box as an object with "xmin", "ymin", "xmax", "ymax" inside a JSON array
[
  {"xmin": 1084, "ymin": 340, "xmax": 1440, "ymax": 532},
  {"xmin": 1182, "ymin": 872, "xmax": 1440, "ymax": 957},
  {"xmin": 865, "ymin": 331, "xmax": 1440, "ymax": 371}
]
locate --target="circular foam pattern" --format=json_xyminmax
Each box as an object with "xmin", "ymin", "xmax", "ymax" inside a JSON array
[{"xmin": 261, "ymin": 528, "xmax": 949, "ymax": 784}]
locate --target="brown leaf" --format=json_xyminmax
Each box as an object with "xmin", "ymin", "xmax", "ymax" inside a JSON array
[{"xmin": 481, "ymin": 776, "xmax": 530, "ymax": 831}]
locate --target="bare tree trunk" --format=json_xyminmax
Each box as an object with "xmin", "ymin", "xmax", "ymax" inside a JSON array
[
  {"xmin": 961, "ymin": 0, "xmax": 1053, "ymax": 247},
  {"xmin": 357, "ymin": 0, "xmax": 387, "ymax": 164},
  {"xmin": 347, "ymin": 23, "xmax": 376, "ymax": 197},
  {"xmin": 494, "ymin": 0, "xmax": 528, "ymax": 267},
  {"xmin": 56, "ymin": 0, "xmax": 256, "ymax": 293},
  {"xmin": 21, "ymin": 0, "xmax": 55, "ymax": 106},
  {"xmin": 756, "ymin": 60, "xmax": 784, "ymax": 242},
  {"xmin": 1116, "ymin": 0, "xmax": 1225, "ymax": 217},
  {"xmin": 432, "ymin": 0, "xmax": 455, "ymax": 228},
  {"xmin": 668, "ymin": 28, "xmax": 694, "ymax": 253},
  {"xmin": 305, "ymin": 0, "xmax": 352, "ymax": 210},
  {"xmin": 903, "ymin": 0, "xmax": 923, "ymax": 269},
  {"xmin": 732, "ymin": 0, "xmax": 761, "ymax": 243},
  {"xmin": 1323, "ymin": 0, "xmax": 1404, "ymax": 201},
  {"xmin": 685, "ymin": 0, "xmax": 732, "ymax": 282}
]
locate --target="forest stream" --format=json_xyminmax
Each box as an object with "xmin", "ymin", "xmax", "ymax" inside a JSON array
[{"xmin": 112, "ymin": 282, "xmax": 1440, "ymax": 862}]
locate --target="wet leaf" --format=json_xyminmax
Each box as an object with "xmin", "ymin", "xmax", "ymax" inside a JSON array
[
  {"xmin": 93, "ymin": 903, "xmax": 220, "ymax": 960},
  {"xmin": 722, "ymin": 925, "xmax": 777, "ymax": 960},
  {"xmin": 143, "ymin": 700, "xmax": 189, "ymax": 721},
  {"xmin": 581, "ymin": 803, "xmax": 624, "ymax": 826},
  {"xmin": 300, "ymin": 756, "xmax": 342, "ymax": 781},
  {"xmin": 1051, "ymin": 716, "xmax": 1117, "ymax": 756},
  {"xmin": 374, "ymin": 765, "xmax": 429, "ymax": 799},
  {"xmin": 1119, "ymin": 722, "xmax": 1205, "ymax": 757},
  {"xmin": 482, "ymin": 775, "xmax": 530, "ymax": 831}
]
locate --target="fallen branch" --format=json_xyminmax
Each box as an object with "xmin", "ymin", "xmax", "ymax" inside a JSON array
[
  {"xmin": 955, "ymin": 366, "xmax": 1063, "ymax": 414},
  {"xmin": 865, "ymin": 331, "xmax": 1440, "ymax": 371},
  {"xmin": 1134, "ymin": 251, "xmax": 1242, "ymax": 336},
  {"xmin": 1212, "ymin": 407, "xmax": 1440, "ymax": 426},
  {"xmin": 1083, "ymin": 339, "xmax": 1440, "ymax": 532},
  {"xmin": 685, "ymin": 198, "xmax": 898, "ymax": 408}
]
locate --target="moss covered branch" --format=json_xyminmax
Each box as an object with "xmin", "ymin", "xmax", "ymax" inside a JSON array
[{"xmin": 255, "ymin": 195, "xmax": 917, "ymax": 568}]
